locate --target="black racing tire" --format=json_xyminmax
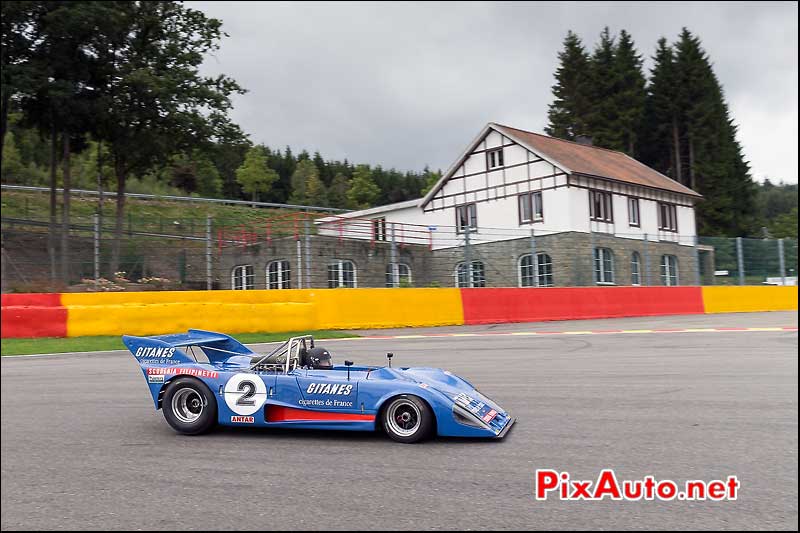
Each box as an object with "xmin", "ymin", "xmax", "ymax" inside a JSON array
[
  {"xmin": 381, "ymin": 395, "xmax": 434, "ymax": 443},
  {"xmin": 162, "ymin": 377, "xmax": 217, "ymax": 435}
]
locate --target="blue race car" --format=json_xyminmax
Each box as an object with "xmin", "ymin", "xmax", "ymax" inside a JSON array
[{"xmin": 123, "ymin": 329, "xmax": 514, "ymax": 443}]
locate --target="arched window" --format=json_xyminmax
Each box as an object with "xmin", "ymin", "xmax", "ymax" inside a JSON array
[
  {"xmin": 232, "ymin": 265, "xmax": 254, "ymax": 290},
  {"xmin": 631, "ymin": 252, "xmax": 642, "ymax": 286},
  {"xmin": 385, "ymin": 263, "xmax": 412, "ymax": 287},
  {"xmin": 455, "ymin": 261, "xmax": 486, "ymax": 288},
  {"xmin": 594, "ymin": 248, "xmax": 615, "ymax": 284},
  {"xmin": 661, "ymin": 255, "xmax": 679, "ymax": 286},
  {"xmin": 328, "ymin": 260, "xmax": 356, "ymax": 288},
  {"xmin": 519, "ymin": 253, "xmax": 554, "ymax": 287},
  {"xmin": 267, "ymin": 260, "xmax": 291, "ymax": 289}
]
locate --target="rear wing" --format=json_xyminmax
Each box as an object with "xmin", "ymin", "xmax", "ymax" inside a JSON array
[{"xmin": 122, "ymin": 329, "xmax": 255, "ymax": 365}]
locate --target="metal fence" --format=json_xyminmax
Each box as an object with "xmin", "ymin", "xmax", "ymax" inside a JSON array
[{"xmin": 1, "ymin": 212, "xmax": 797, "ymax": 293}]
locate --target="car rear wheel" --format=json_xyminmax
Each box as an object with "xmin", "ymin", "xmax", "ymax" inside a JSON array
[
  {"xmin": 162, "ymin": 377, "xmax": 217, "ymax": 435},
  {"xmin": 382, "ymin": 395, "xmax": 434, "ymax": 443}
]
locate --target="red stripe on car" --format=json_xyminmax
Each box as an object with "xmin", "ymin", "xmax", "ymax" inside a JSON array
[{"xmin": 265, "ymin": 406, "xmax": 375, "ymax": 423}]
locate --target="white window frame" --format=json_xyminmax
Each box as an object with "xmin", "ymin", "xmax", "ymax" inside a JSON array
[
  {"xmin": 328, "ymin": 260, "xmax": 357, "ymax": 288},
  {"xmin": 455, "ymin": 261, "xmax": 486, "ymax": 288},
  {"xmin": 658, "ymin": 202, "xmax": 678, "ymax": 232},
  {"xmin": 266, "ymin": 260, "xmax": 291, "ymax": 289},
  {"xmin": 631, "ymin": 252, "xmax": 642, "ymax": 286},
  {"xmin": 456, "ymin": 203, "xmax": 478, "ymax": 234},
  {"xmin": 232, "ymin": 264, "xmax": 254, "ymax": 290},
  {"xmin": 628, "ymin": 197, "xmax": 640, "ymax": 227},
  {"xmin": 518, "ymin": 191, "xmax": 544, "ymax": 224},
  {"xmin": 518, "ymin": 253, "xmax": 553, "ymax": 287},
  {"xmin": 486, "ymin": 147, "xmax": 504, "ymax": 169},
  {"xmin": 661, "ymin": 255, "xmax": 679, "ymax": 286},
  {"xmin": 594, "ymin": 248, "xmax": 615, "ymax": 284},
  {"xmin": 385, "ymin": 263, "xmax": 412, "ymax": 287},
  {"xmin": 589, "ymin": 190, "xmax": 614, "ymax": 223}
]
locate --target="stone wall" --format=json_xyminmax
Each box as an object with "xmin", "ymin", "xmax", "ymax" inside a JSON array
[{"xmin": 216, "ymin": 231, "xmax": 701, "ymax": 289}]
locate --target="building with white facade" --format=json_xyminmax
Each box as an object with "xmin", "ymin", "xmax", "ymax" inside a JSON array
[{"xmin": 315, "ymin": 122, "xmax": 704, "ymax": 288}]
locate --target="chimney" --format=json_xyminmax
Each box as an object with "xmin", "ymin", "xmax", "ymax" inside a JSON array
[{"xmin": 575, "ymin": 135, "xmax": 593, "ymax": 146}]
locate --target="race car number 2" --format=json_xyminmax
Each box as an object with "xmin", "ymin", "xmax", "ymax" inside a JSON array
[{"xmin": 224, "ymin": 373, "xmax": 267, "ymax": 416}]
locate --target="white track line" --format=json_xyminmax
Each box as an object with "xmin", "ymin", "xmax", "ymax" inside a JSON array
[{"xmin": 3, "ymin": 326, "xmax": 796, "ymax": 358}]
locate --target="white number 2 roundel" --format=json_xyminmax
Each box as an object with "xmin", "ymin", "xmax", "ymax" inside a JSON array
[{"xmin": 224, "ymin": 373, "xmax": 267, "ymax": 416}]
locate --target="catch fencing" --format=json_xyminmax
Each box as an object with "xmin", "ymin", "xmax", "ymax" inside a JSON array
[{"xmin": 1, "ymin": 211, "xmax": 797, "ymax": 293}]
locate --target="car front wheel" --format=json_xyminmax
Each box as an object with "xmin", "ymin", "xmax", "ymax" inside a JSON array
[{"xmin": 382, "ymin": 395, "xmax": 434, "ymax": 443}]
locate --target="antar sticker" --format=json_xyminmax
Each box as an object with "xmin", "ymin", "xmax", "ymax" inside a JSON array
[
  {"xmin": 231, "ymin": 416, "xmax": 255, "ymax": 423},
  {"xmin": 306, "ymin": 383, "xmax": 353, "ymax": 396},
  {"xmin": 135, "ymin": 347, "xmax": 175, "ymax": 358}
]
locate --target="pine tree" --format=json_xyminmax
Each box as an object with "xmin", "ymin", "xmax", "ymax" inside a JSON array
[
  {"xmin": 639, "ymin": 38, "xmax": 680, "ymax": 181},
  {"xmin": 639, "ymin": 29, "xmax": 757, "ymax": 236},
  {"xmin": 545, "ymin": 31, "xmax": 591, "ymax": 140},
  {"xmin": 584, "ymin": 27, "xmax": 622, "ymax": 150},
  {"xmin": 613, "ymin": 30, "xmax": 646, "ymax": 155},
  {"xmin": 312, "ymin": 150, "xmax": 333, "ymax": 186},
  {"xmin": 346, "ymin": 164, "xmax": 379, "ymax": 209}
]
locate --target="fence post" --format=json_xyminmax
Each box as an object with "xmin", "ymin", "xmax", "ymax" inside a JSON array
[
  {"xmin": 390, "ymin": 223, "xmax": 399, "ymax": 287},
  {"xmin": 530, "ymin": 227, "xmax": 538, "ymax": 287},
  {"xmin": 693, "ymin": 235, "xmax": 701, "ymax": 286},
  {"xmin": 464, "ymin": 227, "xmax": 472, "ymax": 288},
  {"xmin": 736, "ymin": 237, "xmax": 745, "ymax": 285},
  {"xmin": 296, "ymin": 237, "xmax": 303, "ymax": 289},
  {"xmin": 93, "ymin": 213, "xmax": 100, "ymax": 281},
  {"xmin": 778, "ymin": 238, "xmax": 786, "ymax": 285},
  {"xmin": 643, "ymin": 233, "xmax": 650, "ymax": 286},
  {"xmin": 304, "ymin": 219, "xmax": 312, "ymax": 289},
  {"xmin": 206, "ymin": 215, "xmax": 212, "ymax": 291}
]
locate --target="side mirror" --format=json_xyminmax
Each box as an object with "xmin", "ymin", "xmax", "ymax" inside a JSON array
[
  {"xmin": 386, "ymin": 352, "xmax": 393, "ymax": 368},
  {"xmin": 344, "ymin": 360, "xmax": 353, "ymax": 380},
  {"xmin": 344, "ymin": 360, "xmax": 353, "ymax": 366}
]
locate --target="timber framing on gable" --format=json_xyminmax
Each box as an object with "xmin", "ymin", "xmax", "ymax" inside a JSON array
[{"xmin": 421, "ymin": 125, "xmax": 570, "ymax": 213}]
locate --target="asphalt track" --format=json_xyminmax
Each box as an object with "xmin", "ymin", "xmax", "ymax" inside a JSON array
[{"xmin": 1, "ymin": 312, "xmax": 797, "ymax": 530}]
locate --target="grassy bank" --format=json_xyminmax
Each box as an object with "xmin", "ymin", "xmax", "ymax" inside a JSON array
[
  {"xmin": 1, "ymin": 330, "xmax": 358, "ymax": 356},
  {"xmin": 1, "ymin": 189, "xmax": 316, "ymax": 235}
]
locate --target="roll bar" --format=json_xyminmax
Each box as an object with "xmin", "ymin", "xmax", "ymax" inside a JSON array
[{"xmin": 248, "ymin": 335, "xmax": 315, "ymax": 373}]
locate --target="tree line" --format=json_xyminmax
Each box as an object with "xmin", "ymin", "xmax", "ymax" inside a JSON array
[
  {"xmin": 2, "ymin": 115, "xmax": 440, "ymax": 210},
  {"xmin": 230, "ymin": 144, "xmax": 439, "ymax": 210},
  {"xmin": 546, "ymin": 27, "xmax": 795, "ymax": 238}
]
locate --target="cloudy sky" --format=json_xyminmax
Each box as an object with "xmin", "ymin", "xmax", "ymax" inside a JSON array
[{"xmin": 190, "ymin": 1, "xmax": 798, "ymax": 184}]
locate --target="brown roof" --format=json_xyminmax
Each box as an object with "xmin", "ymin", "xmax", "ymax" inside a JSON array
[{"xmin": 493, "ymin": 123, "xmax": 702, "ymax": 198}]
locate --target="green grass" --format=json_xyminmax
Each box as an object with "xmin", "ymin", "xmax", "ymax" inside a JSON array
[
  {"xmin": 0, "ymin": 330, "xmax": 358, "ymax": 356},
  {"xmin": 0, "ymin": 190, "xmax": 316, "ymax": 235}
]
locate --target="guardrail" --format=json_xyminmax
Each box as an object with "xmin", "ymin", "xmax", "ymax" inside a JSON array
[{"xmin": 0, "ymin": 184, "xmax": 351, "ymax": 213}]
